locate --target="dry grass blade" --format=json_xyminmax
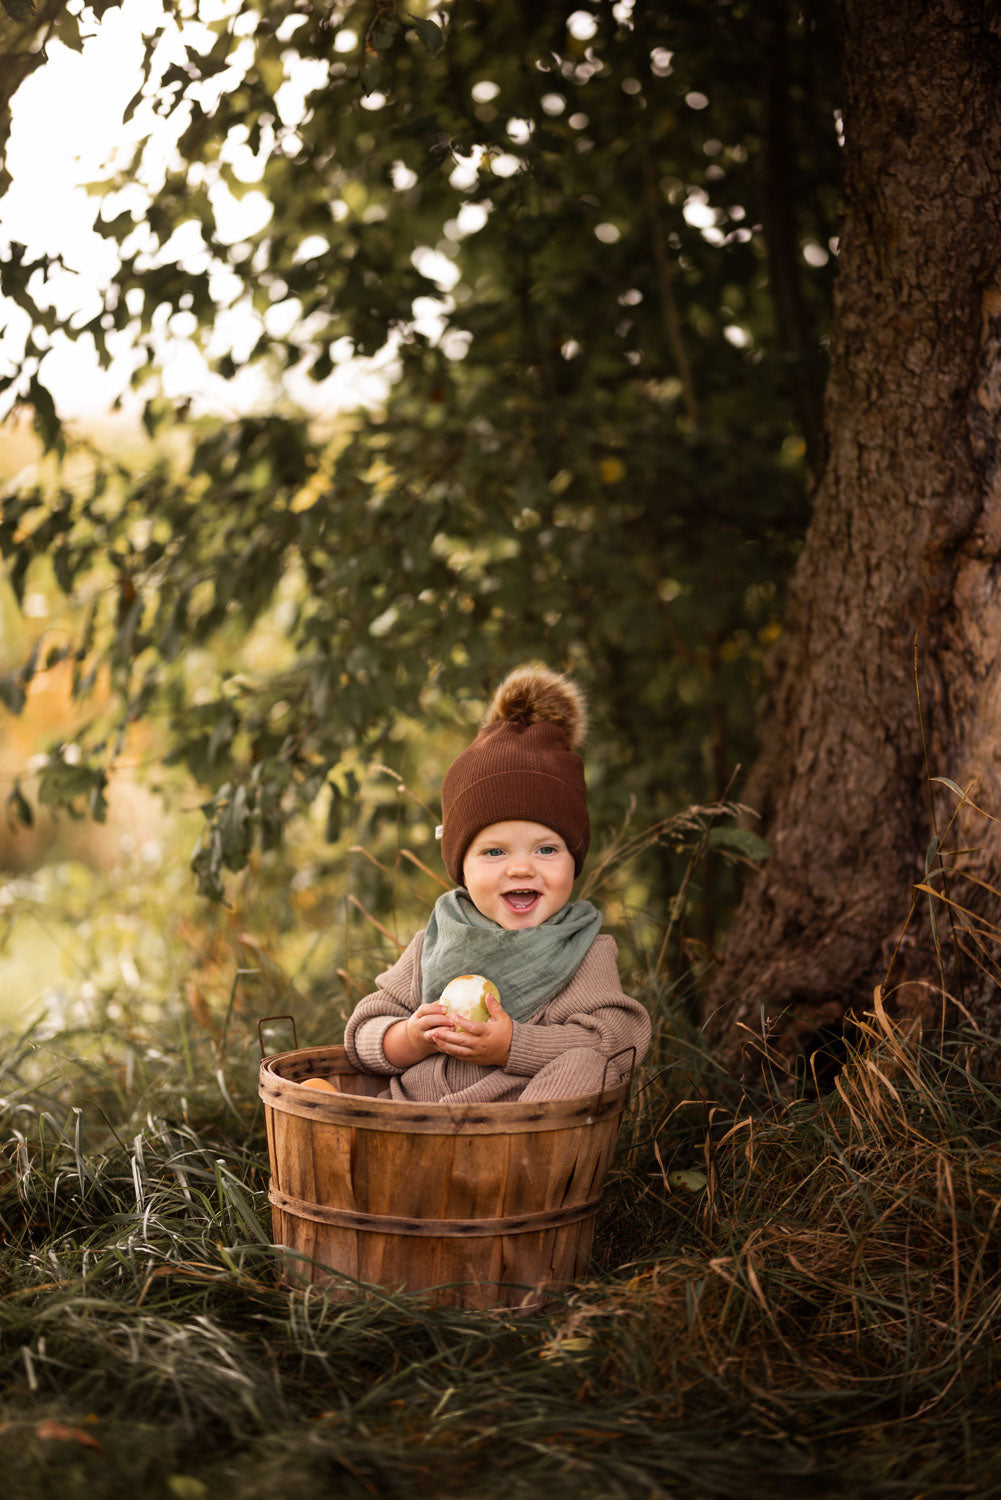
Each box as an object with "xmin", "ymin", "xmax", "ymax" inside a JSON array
[
  {"xmin": 345, "ymin": 894, "xmax": 404, "ymax": 952},
  {"xmin": 912, "ymin": 884, "xmax": 1001, "ymax": 937}
]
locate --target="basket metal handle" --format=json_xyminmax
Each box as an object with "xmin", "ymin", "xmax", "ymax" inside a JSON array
[
  {"xmin": 596, "ymin": 1044, "xmax": 637, "ymax": 1115},
  {"xmin": 258, "ymin": 1013, "xmax": 298, "ymax": 1059}
]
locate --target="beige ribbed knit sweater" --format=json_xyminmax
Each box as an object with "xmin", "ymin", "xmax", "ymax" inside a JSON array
[{"xmin": 343, "ymin": 930, "xmax": 651, "ymax": 1104}]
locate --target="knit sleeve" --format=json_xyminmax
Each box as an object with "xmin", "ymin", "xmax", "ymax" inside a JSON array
[
  {"xmin": 342, "ymin": 932, "xmax": 425, "ymax": 1075},
  {"xmin": 504, "ymin": 935, "xmax": 651, "ymax": 1079}
]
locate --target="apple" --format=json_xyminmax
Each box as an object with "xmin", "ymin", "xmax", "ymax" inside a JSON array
[{"xmin": 439, "ymin": 973, "xmax": 500, "ymax": 1028}]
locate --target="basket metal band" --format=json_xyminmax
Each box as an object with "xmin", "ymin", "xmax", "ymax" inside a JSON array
[{"xmin": 268, "ymin": 1184, "xmax": 603, "ymax": 1238}]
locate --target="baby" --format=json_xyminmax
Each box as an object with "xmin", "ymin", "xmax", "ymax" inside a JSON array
[{"xmin": 343, "ymin": 666, "xmax": 651, "ymax": 1103}]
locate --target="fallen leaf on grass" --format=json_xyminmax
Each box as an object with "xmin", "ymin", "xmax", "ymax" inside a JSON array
[
  {"xmin": 35, "ymin": 1420, "xmax": 102, "ymax": 1452},
  {"xmin": 668, "ymin": 1168, "xmax": 708, "ymax": 1193},
  {"xmin": 167, "ymin": 1478, "xmax": 209, "ymax": 1500}
]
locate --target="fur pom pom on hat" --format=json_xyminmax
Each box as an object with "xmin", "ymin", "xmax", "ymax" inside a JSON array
[
  {"xmin": 483, "ymin": 666, "xmax": 588, "ymax": 749},
  {"xmin": 439, "ymin": 665, "xmax": 590, "ymax": 885}
]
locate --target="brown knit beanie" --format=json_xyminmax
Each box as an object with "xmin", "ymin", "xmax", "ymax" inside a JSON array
[{"xmin": 439, "ymin": 666, "xmax": 590, "ymax": 885}]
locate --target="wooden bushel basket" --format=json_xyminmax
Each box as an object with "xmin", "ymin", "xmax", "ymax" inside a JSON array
[{"xmin": 258, "ymin": 1018, "xmax": 635, "ymax": 1311}]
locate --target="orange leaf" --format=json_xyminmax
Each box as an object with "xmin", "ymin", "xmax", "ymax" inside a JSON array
[{"xmin": 35, "ymin": 1419, "xmax": 103, "ymax": 1452}]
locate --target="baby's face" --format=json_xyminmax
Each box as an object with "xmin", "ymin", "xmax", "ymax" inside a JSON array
[{"xmin": 462, "ymin": 819, "xmax": 575, "ymax": 929}]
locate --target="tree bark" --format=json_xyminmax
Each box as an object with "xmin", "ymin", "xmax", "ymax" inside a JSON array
[{"xmin": 705, "ymin": 0, "xmax": 1001, "ymax": 1063}]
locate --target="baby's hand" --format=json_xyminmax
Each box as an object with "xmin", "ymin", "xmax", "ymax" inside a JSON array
[
  {"xmin": 430, "ymin": 991, "xmax": 513, "ymax": 1068},
  {"xmin": 404, "ymin": 1002, "xmax": 449, "ymax": 1057},
  {"xmin": 384, "ymin": 1003, "xmax": 449, "ymax": 1067}
]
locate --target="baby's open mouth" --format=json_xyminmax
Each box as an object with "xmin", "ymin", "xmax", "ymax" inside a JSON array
[{"xmin": 502, "ymin": 889, "xmax": 541, "ymax": 913}]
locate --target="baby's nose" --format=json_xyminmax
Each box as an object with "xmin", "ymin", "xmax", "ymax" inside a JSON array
[{"xmin": 505, "ymin": 853, "xmax": 535, "ymax": 875}]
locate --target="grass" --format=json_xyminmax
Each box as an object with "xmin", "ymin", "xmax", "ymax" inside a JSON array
[{"xmin": 2, "ymin": 977, "xmax": 1001, "ymax": 1500}]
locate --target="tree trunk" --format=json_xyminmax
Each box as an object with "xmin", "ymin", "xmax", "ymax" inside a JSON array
[{"xmin": 705, "ymin": 0, "xmax": 1001, "ymax": 1065}]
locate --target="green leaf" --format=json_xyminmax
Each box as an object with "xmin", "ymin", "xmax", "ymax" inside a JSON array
[
  {"xmin": 406, "ymin": 13, "xmax": 444, "ymax": 57},
  {"xmin": 90, "ymin": 771, "xmax": 109, "ymax": 823},
  {"xmin": 360, "ymin": 59, "xmax": 382, "ymax": 92},
  {"xmin": 0, "ymin": 674, "xmax": 26, "ymax": 714},
  {"xmin": 369, "ymin": 14, "xmax": 399, "ymax": 50},
  {"xmin": 123, "ymin": 85, "xmax": 145, "ymax": 123},
  {"xmin": 325, "ymin": 781, "xmax": 343, "ymax": 842},
  {"xmin": 706, "ymin": 826, "xmax": 772, "ymax": 861},
  {"xmin": 7, "ymin": 547, "xmax": 31, "ymax": 606},
  {"xmin": 37, "ymin": 759, "xmax": 105, "ymax": 812},
  {"xmin": 27, "ymin": 375, "xmax": 61, "ymax": 452},
  {"xmin": 18, "ymin": 635, "xmax": 42, "ymax": 694},
  {"xmin": 52, "ymin": 8, "xmax": 85, "ymax": 50},
  {"xmin": 6, "ymin": 782, "xmax": 33, "ymax": 828},
  {"xmin": 52, "ymin": 543, "xmax": 75, "ymax": 593},
  {"xmin": 191, "ymin": 827, "xmax": 226, "ymax": 903},
  {"xmin": 220, "ymin": 782, "xmax": 253, "ymax": 871},
  {"xmin": 208, "ymin": 702, "xmax": 238, "ymax": 766}
]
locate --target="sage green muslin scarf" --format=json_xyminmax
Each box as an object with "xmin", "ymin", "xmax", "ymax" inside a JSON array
[{"xmin": 420, "ymin": 888, "xmax": 603, "ymax": 1022}]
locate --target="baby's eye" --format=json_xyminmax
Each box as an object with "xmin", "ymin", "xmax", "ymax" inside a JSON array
[
  {"xmin": 484, "ymin": 847, "xmax": 505, "ymax": 857},
  {"xmin": 537, "ymin": 844, "xmax": 559, "ymax": 855}
]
